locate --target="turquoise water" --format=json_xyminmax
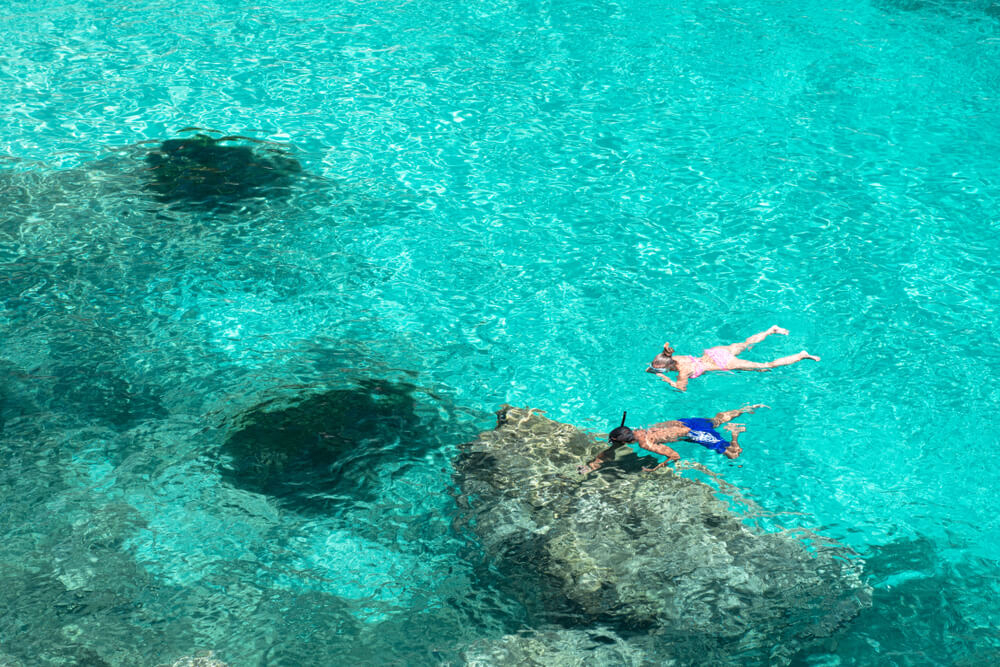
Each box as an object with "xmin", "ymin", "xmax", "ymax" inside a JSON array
[{"xmin": 2, "ymin": 0, "xmax": 1000, "ymax": 663}]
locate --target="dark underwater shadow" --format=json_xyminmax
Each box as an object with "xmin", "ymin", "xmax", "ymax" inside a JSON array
[
  {"xmin": 142, "ymin": 128, "xmax": 306, "ymax": 213},
  {"xmin": 872, "ymin": 0, "xmax": 1000, "ymax": 22},
  {"xmin": 1, "ymin": 127, "xmax": 425, "ymax": 246},
  {"xmin": 1, "ymin": 128, "xmax": 327, "ymax": 227},
  {"xmin": 1, "ymin": 336, "xmax": 167, "ymax": 433},
  {"xmin": 789, "ymin": 535, "xmax": 1000, "ymax": 665},
  {"xmin": 217, "ymin": 378, "xmax": 481, "ymax": 516}
]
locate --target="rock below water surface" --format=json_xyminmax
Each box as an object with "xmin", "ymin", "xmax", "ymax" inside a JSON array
[
  {"xmin": 145, "ymin": 131, "xmax": 302, "ymax": 209},
  {"xmin": 455, "ymin": 407, "xmax": 872, "ymax": 664},
  {"xmin": 220, "ymin": 379, "xmax": 471, "ymax": 515}
]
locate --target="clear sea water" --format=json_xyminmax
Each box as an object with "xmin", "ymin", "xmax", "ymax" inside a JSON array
[{"xmin": 2, "ymin": 0, "xmax": 999, "ymax": 664}]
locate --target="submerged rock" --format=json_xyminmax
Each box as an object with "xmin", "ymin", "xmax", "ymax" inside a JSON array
[
  {"xmin": 144, "ymin": 131, "xmax": 302, "ymax": 209},
  {"xmin": 220, "ymin": 379, "xmax": 470, "ymax": 514},
  {"xmin": 455, "ymin": 407, "xmax": 872, "ymax": 664},
  {"xmin": 164, "ymin": 652, "xmax": 228, "ymax": 667},
  {"xmin": 817, "ymin": 536, "xmax": 1000, "ymax": 665},
  {"xmin": 463, "ymin": 626, "xmax": 650, "ymax": 667}
]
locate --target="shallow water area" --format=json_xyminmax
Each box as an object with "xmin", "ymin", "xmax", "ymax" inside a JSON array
[{"xmin": 2, "ymin": 0, "xmax": 1000, "ymax": 664}]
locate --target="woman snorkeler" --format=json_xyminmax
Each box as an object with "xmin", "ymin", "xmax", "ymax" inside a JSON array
[{"xmin": 647, "ymin": 325, "xmax": 819, "ymax": 392}]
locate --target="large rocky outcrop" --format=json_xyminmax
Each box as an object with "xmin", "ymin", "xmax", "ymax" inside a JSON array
[{"xmin": 455, "ymin": 407, "xmax": 871, "ymax": 665}]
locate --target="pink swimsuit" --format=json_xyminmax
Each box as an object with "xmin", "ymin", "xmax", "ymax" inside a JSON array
[
  {"xmin": 705, "ymin": 346, "xmax": 736, "ymax": 370},
  {"xmin": 679, "ymin": 355, "xmax": 707, "ymax": 378},
  {"xmin": 683, "ymin": 347, "xmax": 735, "ymax": 378}
]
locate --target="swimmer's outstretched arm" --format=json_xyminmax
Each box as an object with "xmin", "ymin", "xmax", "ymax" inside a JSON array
[
  {"xmin": 635, "ymin": 432, "xmax": 680, "ymax": 470},
  {"xmin": 653, "ymin": 371, "xmax": 688, "ymax": 392},
  {"xmin": 577, "ymin": 444, "xmax": 621, "ymax": 475}
]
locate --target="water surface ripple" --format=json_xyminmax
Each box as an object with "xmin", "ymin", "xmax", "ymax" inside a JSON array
[{"xmin": 2, "ymin": 0, "xmax": 999, "ymax": 664}]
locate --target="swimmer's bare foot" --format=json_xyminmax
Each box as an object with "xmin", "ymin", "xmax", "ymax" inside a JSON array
[
  {"xmin": 740, "ymin": 403, "xmax": 769, "ymax": 415},
  {"xmin": 723, "ymin": 443, "xmax": 742, "ymax": 459},
  {"xmin": 722, "ymin": 423, "xmax": 746, "ymax": 436},
  {"xmin": 769, "ymin": 325, "xmax": 789, "ymax": 335},
  {"xmin": 801, "ymin": 351, "xmax": 820, "ymax": 362}
]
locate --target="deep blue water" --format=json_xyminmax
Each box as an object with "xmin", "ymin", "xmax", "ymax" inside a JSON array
[{"xmin": 2, "ymin": 0, "xmax": 1000, "ymax": 664}]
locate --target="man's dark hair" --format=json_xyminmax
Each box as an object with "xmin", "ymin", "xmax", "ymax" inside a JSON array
[
  {"xmin": 609, "ymin": 425, "xmax": 636, "ymax": 445},
  {"xmin": 609, "ymin": 411, "xmax": 635, "ymax": 445}
]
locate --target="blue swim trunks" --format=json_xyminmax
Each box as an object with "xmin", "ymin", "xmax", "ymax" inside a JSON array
[{"xmin": 677, "ymin": 418, "xmax": 730, "ymax": 454}]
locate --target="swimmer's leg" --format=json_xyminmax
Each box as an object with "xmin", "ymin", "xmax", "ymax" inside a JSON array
[
  {"xmin": 724, "ymin": 325, "xmax": 789, "ymax": 356},
  {"xmin": 711, "ymin": 404, "xmax": 769, "ymax": 427},
  {"xmin": 722, "ymin": 426, "xmax": 744, "ymax": 459},
  {"xmin": 726, "ymin": 358, "xmax": 772, "ymax": 371},
  {"xmin": 764, "ymin": 350, "xmax": 821, "ymax": 367},
  {"xmin": 728, "ymin": 350, "xmax": 819, "ymax": 371}
]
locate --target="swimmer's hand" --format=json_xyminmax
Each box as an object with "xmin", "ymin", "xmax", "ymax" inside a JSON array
[
  {"xmin": 578, "ymin": 461, "xmax": 599, "ymax": 475},
  {"xmin": 654, "ymin": 374, "xmax": 683, "ymax": 391},
  {"xmin": 642, "ymin": 461, "xmax": 671, "ymax": 472}
]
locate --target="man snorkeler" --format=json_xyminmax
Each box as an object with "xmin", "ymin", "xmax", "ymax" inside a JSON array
[{"xmin": 578, "ymin": 405, "xmax": 768, "ymax": 474}]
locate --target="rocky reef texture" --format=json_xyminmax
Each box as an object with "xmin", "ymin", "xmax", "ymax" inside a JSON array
[
  {"xmin": 463, "ymin": 627, "xmax": 649, "ymax": 667},
  {"xmin": 164, "ymin": 652, "xmax": 228, "ymax": 667},
  {"xmin": 455, "ymin": 407, "xmax": 872, "ymax": 665},
  {"xmin": 144, "ymin": 131, "xmax": 302, "ymax": 209}
]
